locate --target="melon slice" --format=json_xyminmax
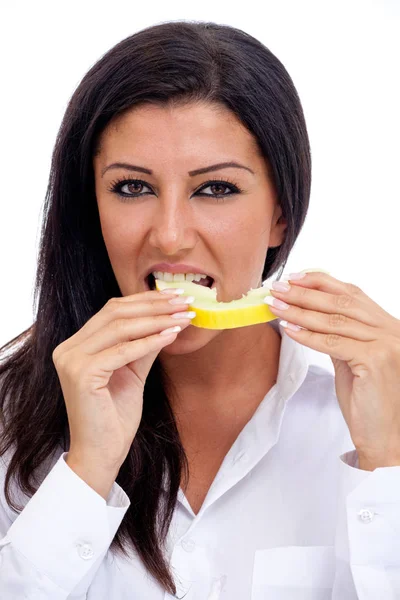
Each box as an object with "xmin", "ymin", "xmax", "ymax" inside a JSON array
[{"xmin": 155, "ymin": 268, "xmax": 330, "ymax": 330}]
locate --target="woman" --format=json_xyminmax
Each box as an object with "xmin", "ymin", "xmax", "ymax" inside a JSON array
[{"xmin": 1, "ymin": 20, "xmax": 399, "ymax": 600}]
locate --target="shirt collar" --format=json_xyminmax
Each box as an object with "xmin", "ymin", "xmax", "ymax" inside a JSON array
[{"xmin": 161, "ymin": 319, "xmax": 311, "ymax": 497}]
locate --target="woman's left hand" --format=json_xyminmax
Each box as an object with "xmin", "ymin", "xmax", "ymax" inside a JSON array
[{"xmin": 267, "ymin": 270, "xmax": 400, "ymax": 470}]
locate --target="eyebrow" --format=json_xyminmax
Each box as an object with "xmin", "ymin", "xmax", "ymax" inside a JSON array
[{"xmin": 101, "ymin": 161, "xmax": 255, "ymax": 178}]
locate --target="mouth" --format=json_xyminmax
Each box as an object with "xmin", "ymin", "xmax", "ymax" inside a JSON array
[{"xmin": 145, "ymin": 273, "xmax": 215, "ymax": 291}]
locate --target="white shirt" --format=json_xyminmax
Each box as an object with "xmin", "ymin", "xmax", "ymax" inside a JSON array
[{"xmin": 1, "ymin": 319, "xmax": 400, "ymax": 599}]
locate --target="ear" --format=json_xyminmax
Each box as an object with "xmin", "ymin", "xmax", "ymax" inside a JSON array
[{"xmin": 269, "ymin": 207, "xmax": 288, "ymax": 249}]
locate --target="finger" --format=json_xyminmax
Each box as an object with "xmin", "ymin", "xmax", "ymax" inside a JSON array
[
  {"xmin": 283, "ymin": 271, "xmax": 350, "ymax": 294},
  {"xmin": 82, "ymin": 313, "xmax": 194, "ymax": 355},
  {"xmin": 269, "ymin": 301, "xmax": 378, "ymax": 342},
  {"xmin": 284, "ymin": 271, "xmax": 391, "ymax": 319},
  {"xmin": 61, "ymin": 295, "xmax": 192, "ymax": 351},
  {"xmin": 270, "ymin": 283, "xmax": 382, "ymax": 329},
  {"xmin": 284, "ymin": 272, "xmax": 370, "ymax": 303},
  {"xmin": 116, "ymin": 289, "xmax": 183, "ymax": 302},
  {"xmin": 88, "ymin": 324, "xmax": 187, "ymax": 374},
  {"xmin": 277, "ymin": 323, "xmax": 363, "ymax": 362}
]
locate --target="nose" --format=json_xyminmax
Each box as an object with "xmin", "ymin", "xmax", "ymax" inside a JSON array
[{"xmin": 147, "ymin": 191, "xmax": 197, "ymax": 255}]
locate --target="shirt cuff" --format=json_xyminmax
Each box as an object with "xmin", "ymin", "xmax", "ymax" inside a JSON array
[
  {"xmin": 336, "ymin": 448, "xmax": 400, "ymax": 567},
  {"xmin": 4, "ymin": 451, "xmax": 130, "ymax": 594}
]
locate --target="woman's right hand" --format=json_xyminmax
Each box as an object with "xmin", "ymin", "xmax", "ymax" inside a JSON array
[{"xmin": 52, "ymin": 289, "xmax": 195, "ymax": 472}]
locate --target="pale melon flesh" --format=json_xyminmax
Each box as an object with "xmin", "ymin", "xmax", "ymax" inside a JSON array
[
  {"xmin": 155, "ymin": 278, "xmax": 277, "ymax": 330},
  {"xmin": 155, "ymin": 268, "xmax": 330, "ymax": 330}
]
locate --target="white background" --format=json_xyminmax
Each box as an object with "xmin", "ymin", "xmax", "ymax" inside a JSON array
[{"xmin": 0, "ymin": 0, "xmax": 399, "ymax": 373}]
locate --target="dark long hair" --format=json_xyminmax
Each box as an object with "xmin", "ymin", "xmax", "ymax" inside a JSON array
[{"xmin": 0, "ymin": 20, "xmax": 311, "ymax": 596}]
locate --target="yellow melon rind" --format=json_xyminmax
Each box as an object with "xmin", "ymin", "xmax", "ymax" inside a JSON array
[
  {"xmin": 155, "ymin": 278, "xmax": 277, "ymax": 329},
  {"xmin": 154, "ymin": 268, "xmax": 331, "ymax": 330}
]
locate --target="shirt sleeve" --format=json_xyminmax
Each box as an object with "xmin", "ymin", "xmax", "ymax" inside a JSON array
[
  {"xmin": 0, "ymin": 451, "xmax": 130, "ymax": 599},
  {"xmin": 332, "ymin": 448, "xmax": 400, "ymax": 599}
]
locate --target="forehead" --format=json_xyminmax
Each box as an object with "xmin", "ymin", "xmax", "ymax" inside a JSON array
[{"xmin": 94, "ymin": 102, "xmax": 262, "ymax": 167}]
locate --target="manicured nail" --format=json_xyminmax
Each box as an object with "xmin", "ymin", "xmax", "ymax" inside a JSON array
[
  {"xmin": 159, "ymin": 288, "xmax": 185, "ymax": 295},
  {"xmin": 282, "ymin": 272, "xmax": 306, "ymax": 281},
  {"xmin": 169, "ymin": 295, "xmax": 195, "ymax": 305},
  {"xmin": 271, "ymin": 281, "xmax": 291, "ymax": 292},
  {"xmin": 280, "ymin": 320, "xmax": 302, "ymax": 331},
  {"xmin": 171, "ymin": 311, "xmax": 196, "ymax": 319},
  {"xmin": 264, "ymin": 296, "xmax": 290, "ymax": 309},
  {"xmin": 160, "ymin": 325, "xmax": 182, "ymax": 335}
]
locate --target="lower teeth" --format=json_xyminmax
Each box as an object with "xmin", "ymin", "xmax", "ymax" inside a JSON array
[{"xmin": 149, "ymin": 276, "xmax": 213, "ymax": 288}]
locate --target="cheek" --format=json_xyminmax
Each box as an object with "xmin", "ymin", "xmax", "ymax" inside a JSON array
[{"xmin": 99, "ymin": 210, "xmax": 140, "ymax": 258}]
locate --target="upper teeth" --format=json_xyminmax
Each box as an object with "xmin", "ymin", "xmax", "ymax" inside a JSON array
[{"xmin": 152, "ymin": 271, "xmax": 209, "ymax": 283}]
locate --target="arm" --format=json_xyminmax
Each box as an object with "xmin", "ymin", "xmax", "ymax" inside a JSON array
[
  {"xmin": 332, "ymin": 449, "xmax": 400, "ymax": 599},
  {"xmin": 0, "ymin": 451, "xmax": 130, "ymax": 599},
  {"xmin": 66, "ymin": 452, "xmax": 120, "ymax": 501}
]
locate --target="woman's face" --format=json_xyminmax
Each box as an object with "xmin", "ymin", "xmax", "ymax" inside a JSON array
[{"xmin": 93, "ymin": 101, "xmax": 287, "ymax": 353}]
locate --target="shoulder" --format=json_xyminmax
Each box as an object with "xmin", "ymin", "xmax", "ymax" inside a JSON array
[{"xmin": 0, "ymin": 375, "xmax": 64, "ymax": 521}]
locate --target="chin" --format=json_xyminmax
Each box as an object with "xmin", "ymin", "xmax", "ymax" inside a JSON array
[{"xmin": 160, "ymin": 324, "xmax": 219, "ymax": 354}]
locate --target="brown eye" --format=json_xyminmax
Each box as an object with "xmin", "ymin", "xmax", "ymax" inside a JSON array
[
  {"xmin": 108, "ymin": 177, "xmax": 242, "ymax": 203},
  {"xmin": 210, "ymin": 183, "xmax": 228, "ymax": 194},
  {"xmin": 123, "ymin": 181, "xmax": 150, "ymax": 194},
  {"xmin": 196, "ymin": 180, "xmax": 240, "ymax": 198}
]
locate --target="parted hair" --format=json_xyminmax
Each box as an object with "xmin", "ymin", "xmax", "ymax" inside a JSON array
[{"xmin": 0, "ymin": 20, "xmax": 311, "ymax": 596}]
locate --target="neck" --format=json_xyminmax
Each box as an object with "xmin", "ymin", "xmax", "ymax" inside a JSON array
[{"xmin": 159, "ymin": 322, "xmax": 281, "ymax": 421}]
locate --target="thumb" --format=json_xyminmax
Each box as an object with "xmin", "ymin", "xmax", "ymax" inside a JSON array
[{"xmin": 126, "ymin": 348, "xmax": 164, "ymax": 388}]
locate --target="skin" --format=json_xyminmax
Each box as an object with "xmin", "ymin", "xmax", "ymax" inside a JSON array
[{"xmin": 93, "ymin": 101, "xmax": 288, "ymax": 474}]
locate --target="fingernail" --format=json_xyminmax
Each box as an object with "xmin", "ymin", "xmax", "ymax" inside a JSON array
[
  {"xmin": 159, "ymin": 288, "xmax": 185, "ymax": 295},
  {"xmin": 282, "ymin": 272, "xmax": 306, "ymax": 281},
  {"xmin": 280, "ymin": 320, "xmax": 302, "ymax": 331},
  {"xmin": 264, "ymin": 296, "xmax": 290, "ymax": 309},
  {"xmin": 271, "ymin": 281, "xmax": 291, "ymax": 292},
  {"xmin": 171, "ymin": 311, "xmax": 196, "ymax": 319},
  {"xmin": 160, "ymin": 325, "xmax": 182, "ymax": 335},
  {"xmin": 169, "ymin": 295, "xmax": 195, "ymax": 305}
]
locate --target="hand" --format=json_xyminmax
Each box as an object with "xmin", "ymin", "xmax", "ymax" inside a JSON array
[
  {"xmin": 52, "ymin": 289, "xmax": 195, "ymax": 471},
  {"xmin": 266, "ymin": 270, "xmax": 400, "ymax": 469}
]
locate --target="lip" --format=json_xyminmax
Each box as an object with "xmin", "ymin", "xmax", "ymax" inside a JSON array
[{"xmin": 144, "ymin": 263, "xmax": 216, "ymax": 280}]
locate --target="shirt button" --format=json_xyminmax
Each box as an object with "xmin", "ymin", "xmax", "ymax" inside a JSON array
[
  {"xmin": 181, "ymin": 538, "xmax": 196, "ymax": 552},
  {"xmin": 358, "ymin": 508, "xmax": 375, "ymax": 523},
  {"xmin": 77, "ymin": 542, "xmax": 94, "ymax": 560}
]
